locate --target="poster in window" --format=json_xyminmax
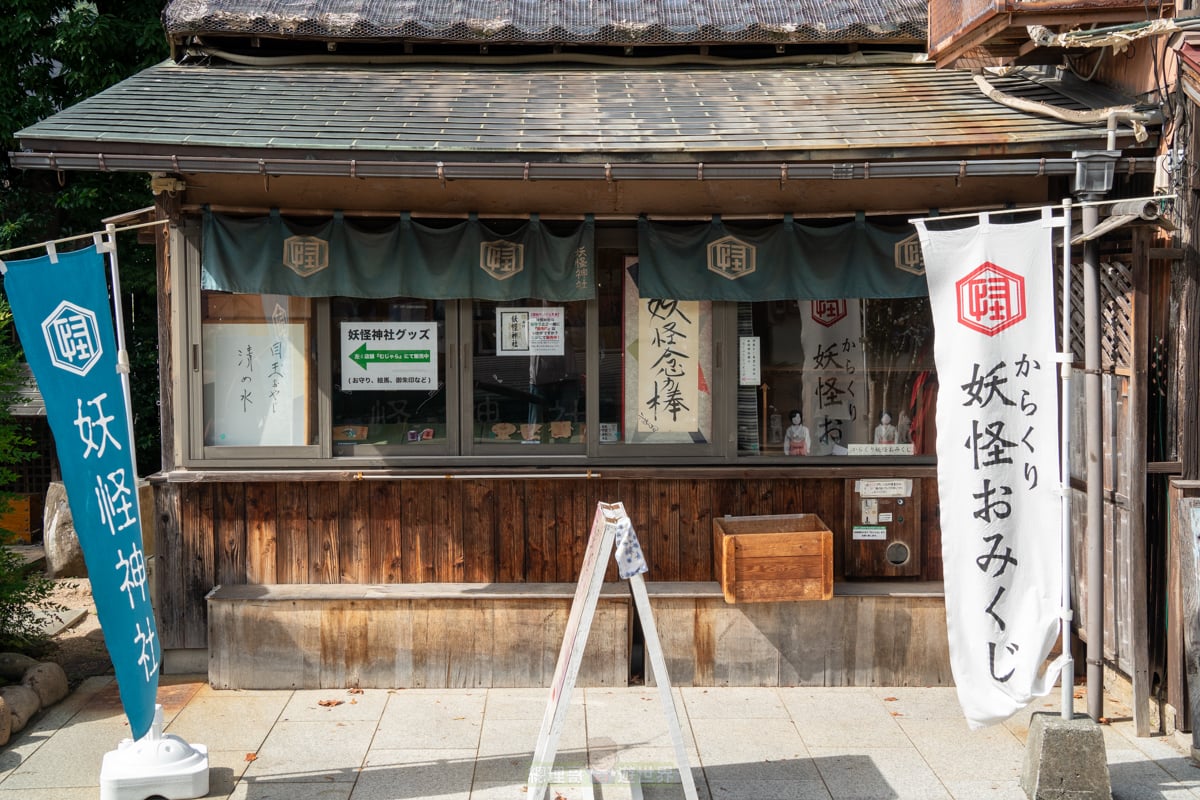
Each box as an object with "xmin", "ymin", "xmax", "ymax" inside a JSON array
[
  {"xmin": 496, "ymin": 307, "xmax": 564, "ymax": 356},
  {"xmin": 339, "ymin": 321, "xmax": 438, "ymax": 391},
  {"xmin": 799, "ymin": 299, "xmax": 869, "ymax": 454},
  {"xmin": 203, "ymin": 322, "xmax": 308, "ymax": 446},
  {"xmin": 623, "ymin": 256, "xmax": 712, "ymax": 442}
]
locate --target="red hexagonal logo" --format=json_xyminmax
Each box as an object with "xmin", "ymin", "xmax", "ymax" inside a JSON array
[
  {"xmin": 955, "ymin": 262, "xmax": 1026, "ymax": 336},
  {"xmin": 810, "ymin": 299, "xmax": 847, "ymax": 328}
]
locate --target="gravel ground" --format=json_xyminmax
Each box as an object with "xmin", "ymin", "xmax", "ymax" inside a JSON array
[{"xmin": 41, "ymin": 578, "xmax": 113, "ymax": 687}]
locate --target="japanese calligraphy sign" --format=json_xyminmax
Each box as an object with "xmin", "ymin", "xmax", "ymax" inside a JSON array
[
  {"xmin": 203, "ymin": 321, "xmax": 307, "ymax": 445},
  {"xmin": 636, "ymin": 298, "xmax": 700, "ymax": 434},
  {"xmin": 800, "ymin": 299, "xmax": 868, "ymax": 454},
  {"xmin": 2, "ymin": 245, "xmax": 159, "ymax": 740},
  {"xmin": 914, "ymin": 213, "xmax": 1065, "ymax": 729}
]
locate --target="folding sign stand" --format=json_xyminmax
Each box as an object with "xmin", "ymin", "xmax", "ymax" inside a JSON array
[{"xmin": 526, "ymin": 502, "xmax": 699, "ymax": 800}]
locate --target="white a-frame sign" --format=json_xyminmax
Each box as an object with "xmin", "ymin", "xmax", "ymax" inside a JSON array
[{"xmin": 526, "ymin": 501, "xmax": 699, "ymax": 800}]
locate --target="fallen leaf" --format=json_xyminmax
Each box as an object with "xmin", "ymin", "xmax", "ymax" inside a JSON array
[
  {"xmin": 348, "ymin": 687, "xmax": 364, "ymax": 695},
  {"xmin": 884, "ymin": 696, "xmax": 898, "ymax": 702},
  {"xmin": 890, "ymin": 711, "xmax": 903, "ymax": 717},
  {"xmin": 1099, "ymin": 717, "xmax": 1111, "ymax": 725},
  {"xmin": 318, "ymin": 699, "xmax": 344, "ymax": 707},
  {"xmin": 244, "ymin": 753, "xmax": 258, "ymax": 762}
]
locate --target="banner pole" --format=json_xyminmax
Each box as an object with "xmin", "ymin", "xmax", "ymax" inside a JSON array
[
  {"xmin": 1059, "ymin": 199, "xmax": 1076, "ymax": 720},
  {"xmin": 97, "ymin": 224, "xmax": 141, "ymax": 479}
]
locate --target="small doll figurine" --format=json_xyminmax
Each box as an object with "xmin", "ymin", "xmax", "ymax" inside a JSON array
[
  {"xmin": 783, "ymin": 410, "xmax": 811, "ymax": 456},
  {"xmin": 874, "ymin": 412, "xmax": 898, "ymax": 445}
]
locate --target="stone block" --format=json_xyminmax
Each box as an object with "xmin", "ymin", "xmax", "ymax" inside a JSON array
[
  {"xmin": 0, "ymin": 652, "xmax": 40, "ymax": 681},
  {"xmin": 23, "ymin": 661, "xmax": 69, "ymax": 708},
  {"xmin": 0, "ymin": 695, "xmax": 9, "ymax": 746},
  {"xmin": 43, "ymin": 481, "xmax": 86, "ymax": 578},
  {"xmin": 0, "ymin": 684, "xmax": 41, "ymax": 733},
  {"xmin": 1021, "ymin": 711, "xmax": 1112, "ymax": 800}
]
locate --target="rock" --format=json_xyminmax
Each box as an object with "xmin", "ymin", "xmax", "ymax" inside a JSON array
[
  {"xmin": 22, "ymin": 662, "xmax": 68, "ymax": 708},
  {"xmin": 0, "ymin": 696, "xmax": 10, "ymax": 746},
  {"xmin": 0, "ymin": 685, "xmax": 41, "ymax": 733},
  {"xmin": 0, "ymin": 652, "xmax": 40, "ymax": 682},
  {"xmin": 43, "ymin": 482, "xmax": 86, "ymax": 578}
]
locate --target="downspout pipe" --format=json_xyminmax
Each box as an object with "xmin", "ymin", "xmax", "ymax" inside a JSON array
[
  {"xmin": 1082, "ymin": 195, "xmax": 1105, "ymax": 723},
  {"xmin": 1072, "ymin": 134, "xmax": 1120, "ymax": 722}
]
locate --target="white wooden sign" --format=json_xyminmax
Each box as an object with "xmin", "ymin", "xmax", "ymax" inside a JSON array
[{"xmin": 526, "ymin": 502, "xmax": 698, "ymax": 800}]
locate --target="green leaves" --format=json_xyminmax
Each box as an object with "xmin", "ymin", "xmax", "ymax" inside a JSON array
[{"xmin": 0, "ymin": 1, "xmax": 168, "ymax": 473}]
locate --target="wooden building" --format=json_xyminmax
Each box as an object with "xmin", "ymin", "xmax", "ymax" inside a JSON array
[{"xmin": 10, "ymin": 0, "xmax": 1181, "ymax": 699}]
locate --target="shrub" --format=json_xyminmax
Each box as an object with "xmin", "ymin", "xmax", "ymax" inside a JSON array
[{"xmin": 0, "ymin": 296, "xmax": 59, "ymax": 654}]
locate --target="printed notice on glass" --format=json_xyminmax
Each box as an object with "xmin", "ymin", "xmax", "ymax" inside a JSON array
[
  {"xmin": 340, "ymin": 321, "xmax": 438, "ymax": 391},
  {"xmin": 739, "ymin": 337, "xmax": 761, "ymax": 386},
  {"xmin": 497, "ymin": 307, "xmax": 564, "ymax": 356}
]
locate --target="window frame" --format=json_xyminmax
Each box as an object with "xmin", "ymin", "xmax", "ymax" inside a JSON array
[{"xmin": 180, "ymin": 218, "xmax": 934, "ymax": 469}]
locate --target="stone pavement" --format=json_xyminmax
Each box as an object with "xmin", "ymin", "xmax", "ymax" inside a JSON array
[{"xmin": 0, "ymin": 675, "xmax": 1197, "ymax": 800}]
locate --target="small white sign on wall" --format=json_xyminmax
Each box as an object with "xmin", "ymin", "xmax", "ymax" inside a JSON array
[{"xmin": 739, "ymin": 336, "xmax": 761, "ymax": 386}]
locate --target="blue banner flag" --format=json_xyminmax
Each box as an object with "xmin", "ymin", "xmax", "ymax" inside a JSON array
[{"xmin": 2, "ymin": 245, "xmax": 159, "ymax": 740}]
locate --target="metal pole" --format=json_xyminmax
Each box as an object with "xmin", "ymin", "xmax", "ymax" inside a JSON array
[
  {"xmin": 1082, "ymin": 200, "xmax": 1105, "ymax": 722},
  {"xmin": 1059, "ymin": 198, "xmax": 1076, "ymax": 720},
  {"xmin": 97, "ymin": 224, "xmax": 142, "ymax": 481}
]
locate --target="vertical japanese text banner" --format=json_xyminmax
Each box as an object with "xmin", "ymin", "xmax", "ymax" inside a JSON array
[
  {"xmin": 2, "ymin": 245, "xmax": 159, "ymax": 740},
  {"xmin": 913, "ymin": 213, "xmax": 1065, "ymax": 729},
  {"xmin": 799, "ymin": 299, "xmax": 868, "ymax": 454}
]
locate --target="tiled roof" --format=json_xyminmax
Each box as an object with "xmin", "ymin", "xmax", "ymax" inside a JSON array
[
  {"xmin": 162, "ymin": 0, "xmax": 927, "ymax": 45},
  {"xmin": 16, "ymin": 61, "xmax": 1138, "ymax": 165}
]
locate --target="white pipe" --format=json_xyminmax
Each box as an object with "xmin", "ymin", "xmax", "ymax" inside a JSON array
[
  {"xmin": 973, "ymin": 73, "xmax": 1155, "ymax": 142},
  {"xmin": 0, "ymin": 217, "xmax": 166, "ymax": 259},
  {"xmin": 99, "ymin": 223, "xmax": 142, "ymax": 482},
  {"xmin": 1082, "ymin": 199, "xmax": 1105, "ymax": 722}
]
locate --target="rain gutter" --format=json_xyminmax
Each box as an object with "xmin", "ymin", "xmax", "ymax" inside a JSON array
[{"xmin": 7, "ymin": 152, "xmax": 1159, "ymax": 180}]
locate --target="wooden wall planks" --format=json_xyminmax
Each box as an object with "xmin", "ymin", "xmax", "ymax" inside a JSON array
[{"xmin": 161, "ymin": 475, "xmax": 942, "ymax": 651}]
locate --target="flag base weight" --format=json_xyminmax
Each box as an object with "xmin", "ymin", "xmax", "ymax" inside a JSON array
[{"xmin": 99, "ymin": 704, "xmax": 209, "ymax": 800}]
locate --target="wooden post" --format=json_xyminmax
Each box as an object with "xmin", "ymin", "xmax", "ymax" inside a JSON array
[{"xmin": 1170, "ymin": 479, "xmax": 1200, "ymax": 758}]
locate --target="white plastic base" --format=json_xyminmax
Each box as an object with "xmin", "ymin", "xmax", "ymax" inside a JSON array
[{"xmin": 99, "ymin": 705, "xmax": 209, "ymax": 800}]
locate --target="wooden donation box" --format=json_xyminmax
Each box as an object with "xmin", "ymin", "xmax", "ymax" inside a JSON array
[{"xmin": 713, "ymin": 514, "xmax": 833, "ymax": 603}]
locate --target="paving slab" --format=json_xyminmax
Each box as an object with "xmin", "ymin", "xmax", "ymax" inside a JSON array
[
  {"xmin": 0, "ymin": 680, "xmax": 1197, "ymax": 799},
  {"xmin": 678, "ymin": 686, "xmax": 789, "ymax": 719},
  {"xmin": 228, "ymin": 781, "xmax": 352, "ymax": 799},
  {"xmin": 898, "ymin": 717, "xmax": 1025, "ymax": 782},
  {"xmin": 242, "ymin": 719, "xmax": 376, "ymax": 783},
  {"xmin": 279, "ymin": 688, "xmax": 391, "ymax": 722},
  {"xmin": 165, "ymin": 690, "xmax": 291, "ymax": 753},
  {"xmin": 780, "ymin": 687, "xmax": 910, "ymax": 748},
  {"xmin": 29, "ymin": 607, "xmax": 86, "ymax": 636},
  {"xmin": 690, "ymin": 716, "xmax": 814, "ymax": 781},
  {"xmin": 938, "ymin": 778, "xmax": 1029, "ymax": 800},
  {"xmin": 706, "ymin": 777, "xmax": 830, "ymax": 800},
  {"xmin": 483, "ymin": 688, "xmax": 583, "ymax": 721},
  {"xmin": 808, "ymin": 746, "xmax": 951, "ymax": 800},
  {"xmin": 355, "ymin": 747, "xmax": 479, "ymax": 800}
]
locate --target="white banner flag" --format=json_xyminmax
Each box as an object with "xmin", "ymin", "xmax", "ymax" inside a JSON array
[
  {"xmin": 914, "ymin": 211, "xmax": 1066, "ymax": 729},
  {"xmin": 799, "ymin": 299, "xmax": 868, "ymax": 455}
]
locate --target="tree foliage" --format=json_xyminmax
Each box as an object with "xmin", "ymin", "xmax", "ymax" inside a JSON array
[{"xmin": 0, "ymin": 0, "xmax": 170, "ymax": 473}]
